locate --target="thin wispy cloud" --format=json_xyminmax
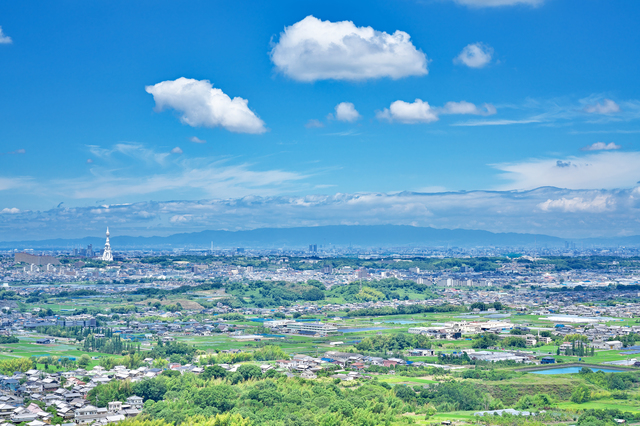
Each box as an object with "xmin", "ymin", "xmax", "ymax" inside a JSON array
[
  {"xmin": 0, "ymin": 143, "xmax": 310, "ymax": 206},
  {"xmin": 493, "ymin": 151, "xmax": 640, "ymax": 190},
  {"xmin": 450, "ymin": 0, "xmax": 544, "ymax": 7},
  {"xmin": 583, "ymin": 99, "xmax": 620, "ymax": 115},
  {"xmin": 453, "ymin": 119, "xmax": 540, "ymax": 126},
  {"xmin": 0, "ymin": 149, "xmax": 26, "ymax": 155},
  {"xmin": 325, "ymin": 129, "xmax": 361, "ymax": 136},
  {"xmin": 452, "ymin": 95, "xmax": 640, "ymax": 127},
  {"xmin": 305, "ymin": 119, "xmax": 325, "ymax": 129}
]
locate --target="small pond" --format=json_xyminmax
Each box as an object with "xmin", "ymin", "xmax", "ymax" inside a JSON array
[
  {"xmin": 338, "ymin": 327, "xmax": 390, "ymax": 333},
  {"xmin": 530, "ymin": 367, "xmax": 625, "ymax": 375}
]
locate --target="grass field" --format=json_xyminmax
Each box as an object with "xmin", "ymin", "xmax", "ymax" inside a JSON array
[
  {"xmin": 376, "ymin": 374, "xmax": 438, "ymax": 385},
  {"xmin": 557, "ymin": 399, "xmax": 640, "ymax": 413},
  {"xmin": 0, "ymin": 337, "xmax": 120, "ymax": 361}
]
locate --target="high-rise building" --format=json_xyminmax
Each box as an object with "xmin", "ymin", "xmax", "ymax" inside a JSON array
[{"xmin": 102, "ymin": 227, "xmax": 113, "ymax": 262}]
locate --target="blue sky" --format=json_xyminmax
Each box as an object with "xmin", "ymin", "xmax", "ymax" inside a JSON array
[{"xmin": 1, "ymin": 0, "xmax": 640, "ymax": 240}]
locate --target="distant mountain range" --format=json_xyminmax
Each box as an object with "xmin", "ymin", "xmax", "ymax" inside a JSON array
[{"xmin": 1, "ymin": 225, "xmax": 639, "ymax": 250}]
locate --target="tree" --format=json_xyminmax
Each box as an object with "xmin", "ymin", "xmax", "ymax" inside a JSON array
[
  {"xmin": 471, "ymin": 333, "xmax": 500, "ymax": 349},
  {"xmin": 301, "ymin": 288, "xmax": 324, "ymax": 301},
  {"xmin": 132, "ymin": 378, "xmax": 167, "ymax": 402},
  {"xmin": 78, "ymin": 354, "xmax": 91, "ymax": 368},
  {"xmin": 502, "ymin": 337, "xmax": 526, "ymax": 348},
  {"xmin": 571, "ymin": 385, "xmax": 591, "ymax": 404},
  {"xmin": 395, "ymin": 385, "xmax": 416, "ymax": 401},
  {"xmin": 193, "ymin": 385, "xmax": 237, "ymax": 412},
  {"xmin": 237, "ymin": 364, "xmax": 262, "ymax": 381},
  {"xmin": 201, "ymin": 365, "xmax": 228, "ymax": 380}
]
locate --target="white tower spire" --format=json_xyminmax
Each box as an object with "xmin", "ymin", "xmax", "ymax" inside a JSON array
[{"xmin": 102, "ymin": 227, "xmax": 113, "ymax": 262}]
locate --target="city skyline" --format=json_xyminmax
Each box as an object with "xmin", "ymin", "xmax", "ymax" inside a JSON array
[{"xmin": 1, "ymin": 0, "xmax": 640, "ymax": 240}]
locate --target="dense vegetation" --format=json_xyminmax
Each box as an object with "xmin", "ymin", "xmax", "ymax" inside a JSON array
[
  {"xmin": 348, "ymin": 304, "xmax": 466, "ymax": 317},
  {"xmin": 88, "ymin": 373, "xmax": 414, "ymax": 426},
  {"xmin": 355, "ymin": 333, "xmax": 431, "ymax": 352}
]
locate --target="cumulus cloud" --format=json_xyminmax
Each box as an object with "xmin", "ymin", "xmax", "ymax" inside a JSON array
[
  {"xmin": 305, "ymin": 119, "xmax": 325, "ymax": 128},
  {"xmin": 145, "ymin": 77, "xmax": 266, "ymax": 134},
  {"xmin": 378, "ymin": 99, "xmax": 496, "ymax": 123},
  {"xmin": 581, "ymin": 142, "xmax": 621, "ymax": 151},
  {"xmin": 377, "ymin": 99, "xmax": 439, "ymax": 123},
  {"xmin": 270, "ymin": 15, "xmax": 428, "ymax": 82},
  {"xmin": 440, "ymin": 101, "xmax": 497, "ymax": 116},
  {"xmin": 0, "ymin": 27, "xmax": 12, "ymax": 44},
  {"xmin": 330, "ymin": 102, "xmax": 361, "ymax": 122},
  {"xmin": 583, "ymin": 99, "xmax": 621, "ymax": 114},
  {"xmin": 494, "ymin": 151, "xmax": 640, "ymax": 190},
  {"xmin": 0, "ymin": 208, "xmax": 20, "ymax": 214},
  {"xmin": 171, "ymin": 147, "xmax": 183, "ymax": 154},
  {"xmin": 189, "ymin": 136, "xmax": 206, "ymax": 144},
  {"xmin": 170, "ymin": 214, "xmax": 192, "ymax": 223},
  {"xmin": 454, "ymin": 43, "xmax": 493, "ymax": 68},
  {"xmin": 451, "ymin": 0, "xmax": 543, "ymax": 7},
  {"xmin": 537, "ymin": 195, "xmax": 615, "ymax": 213}
]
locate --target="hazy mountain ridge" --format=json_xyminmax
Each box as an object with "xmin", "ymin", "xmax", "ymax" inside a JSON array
[{"xmin": 2, "ymin": 224, "xmax": 635, "ymax": 250}]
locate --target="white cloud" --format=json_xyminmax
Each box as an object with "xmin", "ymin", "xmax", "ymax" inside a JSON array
[
  {"xmin": 581, "ymin": 142, "xmax": 621, "ymax": 151},
  {"xmin": 170, "ymin": 214, "xmax": 192, "ymax": 223},
  {"xmin": 171, "ymin": 147, "xmax": 183, "ymax": 154},
  {"xmin": 378, "ymin": 99, "xmax": 497, "ymax": 124},
  {"xmin": 57, "ymin": 144, "xmax": 308, "ymax": 200},
  {"xmin": 0, "ymin": 27, "xmax": 12, "ymax": 44},
  {"xmin": 189, "ymin": 136, "xmax": 206, "ymax": 144},
  {"xmin": 451, "ymin": 0, "xmax": 543, "ymax": 7},
  {"xmin": 494, "ymin": 151, "xmax": 640, "ymax": 190},
  {"xmin": 453, "ymin": 118, "xmax": 540, "ymax": 126},
  {"xmin": 0, "ymin": 208, "xmax": 20, "ymax": 214},
  {"xmin": 331, "ymin": 102, "xmax": 361, "ymax": 122},
  {"xmin": 89, "ymin": 143, "xmax": 170, "ymax": 166},
  {"xmin": 0, "ymin": 149, "xmax": 25, "ymax": 155},
  {"xmin": 537, "ymin": 196, "xmax": 615, "ymax": 213},
  {"xmin": 270, "ymin": 15, "xmax": 428, "ymax": 82},
  {"xmin": 145, "ymin": 77, "xmax": 266, "ymax": 134},
  {"xmin": 377, "ymin": 99, "xmax": 438, "ymax": 123},
  {"xmin": 4, "ymin": 187, "xmax": 640, "ymax": 241},
  {"xmin": 305, "ymin": 119, "xmax": 325, "ymax": 128},
  {"xmin": 454, "ymin": 43, "xmax": 493, "ymax": 68},
  {"xmin": 0, "ymin": 177, "xmax": 30, "ymax": 191},
  {"xmin": 86, "ymin": 159, "xmax": 93, "ymax": 164},
  {"xmin": 440, "ymin": 101, "xmax": 496, "ymax": 116},
  {"xmin": 583, "ymin": 99, "xmax": 621, "ymax": 114}
]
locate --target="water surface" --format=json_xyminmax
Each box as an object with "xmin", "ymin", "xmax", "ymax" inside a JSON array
[{"xmin": 531, "ymin": 367, "xmax": 625, "ymax": 375}]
